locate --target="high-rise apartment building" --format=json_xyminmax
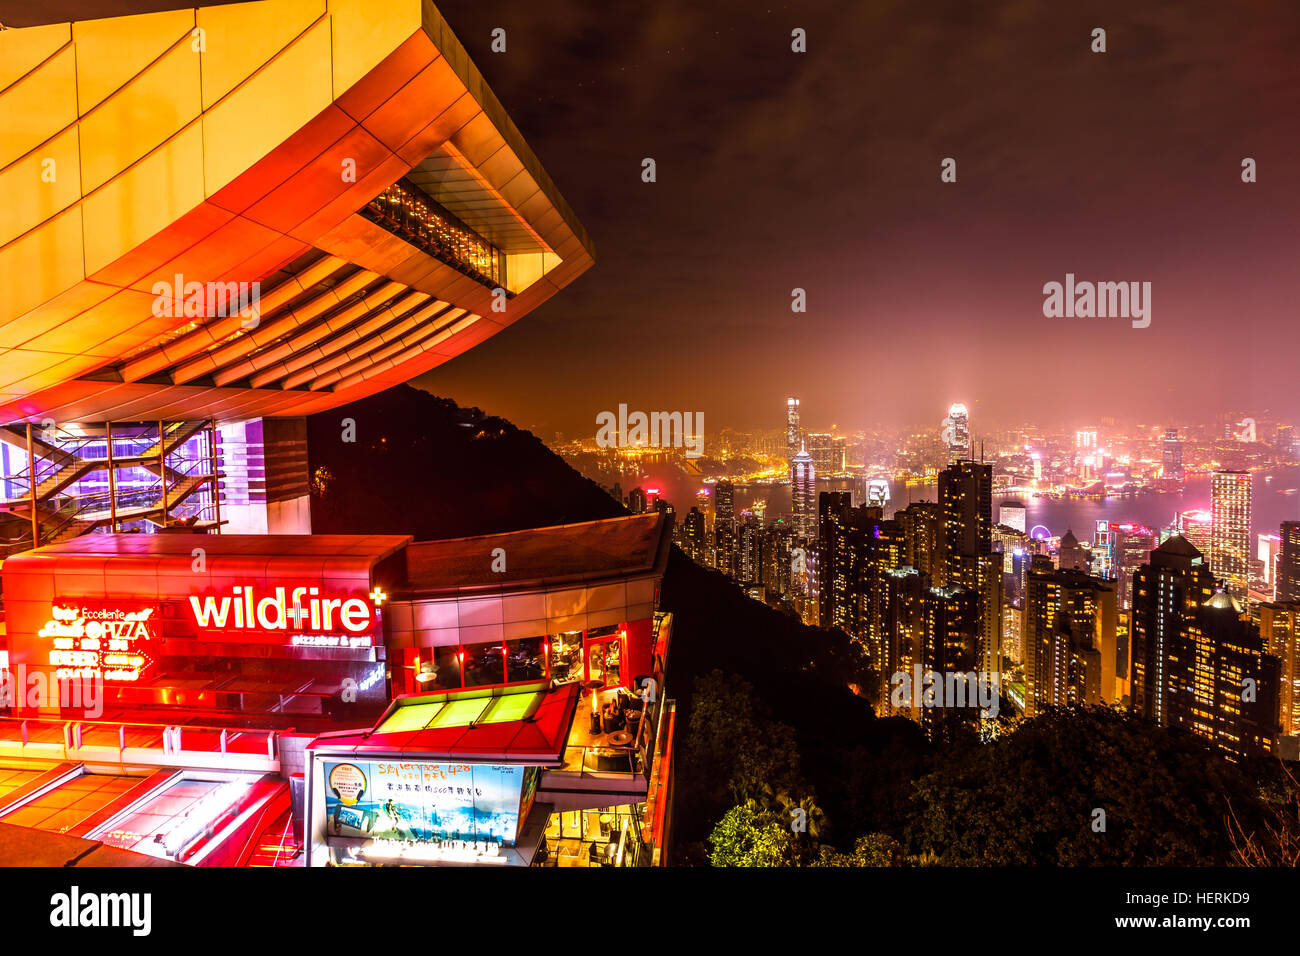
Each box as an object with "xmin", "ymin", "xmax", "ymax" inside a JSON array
[
  {"xmin": 938, "ymin": 460, "xmax": 1000, "ymax": 679},
  {"xmin": 940, "ymin": 461, "xmax": 992, "ymax": 589},
  {"xmin": 1209, "ymin": 471, "xmax": 1252, "ymax": 601},
  {"xmin": 1168, "ymin": 592, "xmax": 1280, "ymax": 760},
  {"xmin": 682, "ymin": 507, "xmax": 706, "ymax": 563},
  {"xmin": 1280, "ymin": 521, "xmax": 1300, "ymax": 602},
  {"xmin": 898, "ymin": 501, "xmax": 944, "ymax": 582},
  {"xmin": 1024, "ymin": 561, "xmax": 1117, "ymax": 715},
  {"xmin": 735, "ymin": 512, "xmax": 764, "ymax": 587},
  {"xmin": 1108, "ymin": 523, "xmax": 1159, "ymax": 611},
  {"xmin": 1130, "ymin": 536, "xmax": 1217, "ymax": 726},
  {"xmin": 712, "ymin": 480, "xmax": 735, "ymax": 576},
  {"xmin": 817, "ymin": 491, "xmax": 854, "ymax": 632},
  {"xmin": 762, "ymin": 522, "xmax": 795, "ymax": 602},
  {"xmin": 1259, "ymin": 601, "xmax": 1300, "ymax": 746}
]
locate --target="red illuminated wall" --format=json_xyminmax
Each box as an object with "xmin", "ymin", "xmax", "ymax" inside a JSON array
[{"xmin": 0, "ymin": 538, "xmax": 402, "ymax": 724}]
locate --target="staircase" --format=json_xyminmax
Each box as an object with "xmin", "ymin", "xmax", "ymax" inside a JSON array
[{"xmin": 0, "ymin": 420, "xmax": 220, "ymax": 553}]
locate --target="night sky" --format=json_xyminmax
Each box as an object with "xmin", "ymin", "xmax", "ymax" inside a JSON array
[{"xmin": 9, "ymin": 1, "xmax": 1300, "ymax": 438}]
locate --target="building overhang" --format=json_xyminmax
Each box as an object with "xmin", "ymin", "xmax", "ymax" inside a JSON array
[{"xmin": 0, "ymin": 0, "xmax": 593, "ymax": 423}]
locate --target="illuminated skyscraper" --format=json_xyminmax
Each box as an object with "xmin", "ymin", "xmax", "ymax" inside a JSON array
[
  {"xmin": 817, "ymin": 491, "xmax": 854, "ymax": 631},
  {"xmin": 790, "ymin": 443, "xmax": 817, "ymax": 542},
  {"xmin": 1176, "ymin": 509, "xmax": 1213, "ymax": 555},
  {"xmin": 1280, "ymin": 521, "xmax": 1300, "ymax": 602},
  {"xmin": 1109, "ymin": 523, "xmax": 1158, "ymax": 610},
  {"xmin": 940, "ymin": 461, "xmax": 992, "ymax": 589},
  {"xmin": 682, "ymin": 507, "xmax": 706, "ymax": 563},
  {"xmin": 1168, "ymin": 591, "xmax": 1279, "ymax": 760},
  {"xmin": 786, "ymin": 397, "xmax": 802, "ymax": 459},
  {"xmin": 1209, "ymin": 471, "xmax": 1252, "ymax": 601},
  {"xmin": 999, "ymin": 500, "xmax": 1027, "ymax": 534},
  {"xmin": 944, "ymin": 402, "xmax": 971, "ymax": 462},
  {"xmin": 806, "ymin": 433, "xmax": 839, "ymax": 474},
  {"xmin": 1259, "ymin": 601, "xmax": 1300, "ymax": 747},
  {"xmin": 713, "ymin": 480, "xmax": 735, "ymax": 576},
  {"xmin": 1056, "ymin": 529, "xmax": 1088, "ymax": 572},
  {"xmin": 1130, "ymin": 536, "xmax": 1216, "ymax": 726},
  {"xmin": 880, "ymin": 567, "xmax": 927, "ymax": 718},
  {"xmin": 762, "ymin": 522, "xmax": 795, "ymax": 601},
  {"xmin": 1024, "ymin": 561, "xmax": 1117, "ymax": 715},
  {"xmin": 939, "ymin": 460, "xmax": 1001, "ymax": 677},
  {"xmin": 898, "ymin": 501, "xmax": 943, "ymax": 582},
  {"xmin": 866, "ymin": 477, "xmax": 892, "ymax": 511},
  {"xmin": 1258, "ymin": 532, "xmax": 1282, "ymax": 596},
  {"xmin": 1162, "ymin": 427, "xmax": 1185, "ymax": 483},
  {"xmin": 736, "ymin": 512, "xmax": 764, "ymax": 587}
]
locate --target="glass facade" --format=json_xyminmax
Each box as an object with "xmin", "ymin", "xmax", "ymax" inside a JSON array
[
  {"xmin": 363, "ymin": 179, "xmax": 506, "ymax": 288},
  {"xmin": 407, "ymin": 627, "xmax": 629, "ymax": 694}
]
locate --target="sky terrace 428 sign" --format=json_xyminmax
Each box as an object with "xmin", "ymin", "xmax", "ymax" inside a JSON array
[{"xmin": 187, "ymin": 585, "xmax": 377, "ymax": 648}]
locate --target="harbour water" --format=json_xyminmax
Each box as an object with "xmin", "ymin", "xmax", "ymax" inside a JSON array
[{"xmin": 638, "ymin": 466, "xmax": 1300, "ymax": 541}]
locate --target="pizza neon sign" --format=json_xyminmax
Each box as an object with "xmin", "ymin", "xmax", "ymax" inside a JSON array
[
  {"xmin": 187, "ymin": 585, "xmax": 378, "ymax": 648},
  {"xmin": 39, "ymin": 603, "xmax": 157, "ymax": 682}
]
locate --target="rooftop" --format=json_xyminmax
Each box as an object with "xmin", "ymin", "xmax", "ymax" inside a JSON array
[
  {"xmin": 309, "ymin": 680, "xmax": 580, "ymax": 765},
  {"xmin": 400, "ymin": 513, "xmax": 671, "ymax": 596}
]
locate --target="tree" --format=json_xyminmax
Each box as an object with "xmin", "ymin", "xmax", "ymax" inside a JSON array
[
  {"xmin": 814, "ymin": 832, "xmax": 906, "ymax": 867},
  {"xmin": 707, "ymin": 804, "xmax": 793, "ymax": 867},
  {"xmin": 1227, "ymin": 762, "xmax": 1300, "ymax": 866},
  {"xmin": 904, "ymin": 708, "xmax": 1266, "ymax": 866},
  {"xmin": 681, "ymin": 670, "xmax": 805, "ymax": 810}
]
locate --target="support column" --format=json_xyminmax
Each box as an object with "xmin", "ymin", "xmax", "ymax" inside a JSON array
[
  {"xmin": 158, "ymin": 420, "xmax": 169, "ymax": 528},
  {"xmin": 209, "ymin": 418, "xmax": 221, "ymax": 533},
  {"xmin": 106, "ymin": 421, "xmax": 117, "ymax": 533}
]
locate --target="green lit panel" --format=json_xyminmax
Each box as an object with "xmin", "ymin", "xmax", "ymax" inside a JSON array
[
  {"xmin": 426, "ymin": 697, "xmax": 492, "ymax": 729},
  {"xmin": 378, "ymin": 702, "xmax": 444, "ymax": 734},
  {"xmin": 479, "ymin": 691, "xmax": 545, "ymax": 724}
]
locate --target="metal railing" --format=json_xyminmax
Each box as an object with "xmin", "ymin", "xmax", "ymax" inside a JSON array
[{"xmin": 0, "ymin": 715, "xmax": 279, "ymax": 764}]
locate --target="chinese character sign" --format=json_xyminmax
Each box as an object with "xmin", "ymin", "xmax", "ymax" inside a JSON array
[{"xmin": 323, "ymin": 760, "xmax": 529, "ymax": 847}]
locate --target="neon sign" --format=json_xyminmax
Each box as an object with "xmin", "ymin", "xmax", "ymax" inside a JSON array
[
  {"xmin": 188, "ymin": 585, "xmax": 377, "ymax": 647},
  {"xmin": 39, "ymin": 603, "xmax": 157, "ymax": 682}
]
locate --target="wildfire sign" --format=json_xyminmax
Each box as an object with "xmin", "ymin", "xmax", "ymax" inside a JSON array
[{"xmin": 39, "ymin": 603, "xmax": 158, "ymax": 682}]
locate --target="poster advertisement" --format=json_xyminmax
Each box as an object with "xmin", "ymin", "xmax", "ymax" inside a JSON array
[{"xmin": 324, "ymin": 760, "xmax": 529, "ymax": 847}]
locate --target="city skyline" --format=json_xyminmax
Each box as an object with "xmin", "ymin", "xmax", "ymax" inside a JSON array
[{"xmin": 0, "ymin": 0, "xmax": 1298, "ymax": 896}]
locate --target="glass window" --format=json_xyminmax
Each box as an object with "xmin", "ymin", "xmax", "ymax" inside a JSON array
[
  {"xmin": 463, "ymin": 640, "xmax": 505, "ymax": 687},
  {"xmin": 548, "ymin": 632, "xmax": 583, "ymax": 684},
  {"xmin": 505, "ymin": 637, "xmax": 545, "ymax": 683},
  {"xmin": 417, "ymin": 645, "xmax": 461, "ymax": 691}
]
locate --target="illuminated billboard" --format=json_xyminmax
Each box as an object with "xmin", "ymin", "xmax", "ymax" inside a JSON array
[
  {"xmin": 39, "ymin": 602, "xmax": 159, "ymax": 682},
  {"xmin": 323, "ymin": 760, "xmax": 538, "ymax": 851}
]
